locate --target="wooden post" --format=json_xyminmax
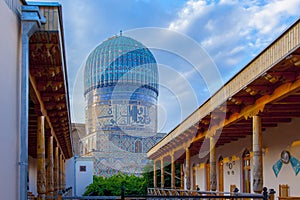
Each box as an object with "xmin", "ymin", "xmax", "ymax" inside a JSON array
[
  {"xmin": 171, "ymin": 153, "xmax": 175, "ymax": 189},
  {"xmin": 62, "ymin": 159, "xmax": 65, "ymax": 190},
  {"xmin": 46, "ymin": 136, "xmax": 54, "ymax": 197},
  {"xmin": 253, "ymin": 116, "xmax": 263, "ymax": 193},
  {"xmin": 160, "ymin": 158, "xmax": 164, "ymax": 188},
  {"xmin": 185, "ymin": 148, "xmax": 191, "ymax": 190},
  {"xmin": 218, "ymin": 157, "xmax": 224, "ymax": 192},
  {"xmin": 59, "ymin": 154, "xmax": 63, "ymax": 191},
  {"xmin": 153, "ymin": 160, "xmax": 157, "ymax": 188},
  {"xmin": 37, "ymin": 116, "xmax": 46, "ymax": 200},
  {"xmin": 269, "ymin": 188, "xmax": 276, "ymax": 200},
  {"xmin": 180, "ymin": 163, "xmax": 184, "ymax": 189},
  {"xmin": 54, "ymin": 147, "xmax": 59, "ymax": 194},
  {"xmin": 57, "ymin": 191, "xmax": 63, "ymax": 200},
  {"xmin": 210, "ymin": 136, "xmax": 217, "ymax": 191}
]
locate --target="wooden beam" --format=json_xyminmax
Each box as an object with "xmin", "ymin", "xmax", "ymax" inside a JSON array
[
  {"xmin": 29, "ymin": 73, "xmax": 67, "ymax": 158},
  {"xmin": 193, "ymin": 80, "xmax": 300, "ymax": 142}
]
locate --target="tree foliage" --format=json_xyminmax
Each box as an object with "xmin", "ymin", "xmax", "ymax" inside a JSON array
[
  {"xmin": 83, "ymin": 162, "xmax": 182, "ymax": 196},
  {"xmin": 83, "ymin": 173, "xmax": 147, "ymax": 196},
  {"xmin": 141, "ymin": 161, "xmax": 155, "ymax": 188},
  {"xmin": 142, "ymin": 161, "xmax": 181, "ymax": 188}
]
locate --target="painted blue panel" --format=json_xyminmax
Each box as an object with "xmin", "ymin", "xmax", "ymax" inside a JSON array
[{"xmin": 84, "ymin": 35, "xmax": 158, "ymax": 96}]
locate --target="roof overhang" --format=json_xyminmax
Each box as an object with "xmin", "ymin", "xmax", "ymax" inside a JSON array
[
  {"xmin": 28, "ymin": 3, "xmax": 73, "ymax": 159},
  {"xmin": 148, "ymin": 18, "xmax": 300, "ymax": 161}
]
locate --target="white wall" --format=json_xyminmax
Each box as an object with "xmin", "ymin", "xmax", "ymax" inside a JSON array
[
  {"xmin": 29, "ymin": 156, "xmax": 92, "ymax": 197},
  {"xmin": 28, "ymin": 157, "xmax": 38, "ymax": 196},
  {"xmin": 65, "ymin": 157, "xmax": 75, "ymax": 195},
  {"xmin": 75, "ymin": 157, "xmax": 93, "ymax": 196},
  {"xmin": 0, "ymin": 1, "xmax": 20, "ymax": 199},
  {"xmin": 262, "ymin": 118, "xmax": 300, "ymax": 196},
  {"xmin": 191, "ymin": 118, "xmax": 300, "ymax": 195},
  {"xmin": 192, "ymin": 136, "xmax": 250, "ymax": 192},
  {"xmin": 195, "ymin": 164, "xmax": 205, "ymax": 190},
  {"xmin": 222, "ymin": 153, "xmax": 242, "ymax": 192},
  {"xmin": 217, "ymin": 136, "xmax": 251, "ymax": 192}
]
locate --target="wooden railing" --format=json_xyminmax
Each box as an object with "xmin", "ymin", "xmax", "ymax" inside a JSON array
[
  {"xmin": 29, "ymin": 186, "xmax": 279, "ymax": 200},
  {"xmin": 278, "ymin": 184, "xmax": 300, "ymax": 200},
  {"xmin": 146, "ymin": 187, "xmax": 271, "ymax": 200}
]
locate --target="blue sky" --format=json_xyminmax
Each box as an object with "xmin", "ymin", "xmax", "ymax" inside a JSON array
[{"xmin": 40, "ymin": 0, "xmax": 300, "ymax": 133}]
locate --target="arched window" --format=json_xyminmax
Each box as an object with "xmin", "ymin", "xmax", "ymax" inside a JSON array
[
  {"xmin": 79, "ymin": 141, "xmax": 83, "ymax": 155},
  {"xmin": 135, "ymin": 140, "xmax": 142, "ymax": 153},
  {"xmin": 205, "ymin": 160, "xmax": 210, "ymax": 191},
  {"xmin": 84, "ymin": 145, "xmax": 88, "ymax": 155},
  {"xmin": 242, "ymin": 149, "xmax": 251, "ymax": 193}
]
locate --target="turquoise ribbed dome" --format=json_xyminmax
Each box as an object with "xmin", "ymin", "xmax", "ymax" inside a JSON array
[{"xmin": 84, "ymin": 35, "xmax": 158, "ymax": 97}]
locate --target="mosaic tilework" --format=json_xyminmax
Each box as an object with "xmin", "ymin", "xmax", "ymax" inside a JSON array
[{"xmin": 83, "ymin": 34, "xmax": 164, "ymax": 176}]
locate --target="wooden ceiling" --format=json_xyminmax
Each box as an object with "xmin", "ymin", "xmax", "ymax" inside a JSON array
[
  {"xmin": 28, "ymin": 31, "xmax": 72, "ymax": 159},
  {"xmin": 208, "ymin": 51, "xmax": 300, "ymax": 149},
  {"xmin": 148, "ymin": 44, "xmax": 300, "ymax": 162}
]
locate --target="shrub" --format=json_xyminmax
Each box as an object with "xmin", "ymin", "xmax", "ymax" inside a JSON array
[{"xmin": 83, "ymin": 173, "xmax": 147, "ymax": 196}]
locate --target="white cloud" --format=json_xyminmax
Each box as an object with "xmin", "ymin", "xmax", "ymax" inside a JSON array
[
  {"xmin": 181, "ymin": 67, "xmax": 198, "ymax": 80},
  {"xmin": 168, "ymin": 0, "xmax": 300, "ymax": 83},
  {"xmin": 219, "ymin": 0, "xmax": 239, "ymax": 5},
  {"xmin": 169, "ymin": 0, "xmax": 211, "ymax": 31},
  {"xmin": 248, "ymin": 0, "xmax": 300, "ymax": 35},
  {"xmin": 64, "ymin": 0, "xmax": 300, "ymax": 133}
]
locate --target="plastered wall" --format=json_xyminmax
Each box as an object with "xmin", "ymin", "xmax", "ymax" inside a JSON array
[
  {"xmin": 192, "ymin": 118, "xmax": 300, "ymax": 195},
  {"xmin": 0, "ymin": 0, "xmax": 20, "ymax": 199}
]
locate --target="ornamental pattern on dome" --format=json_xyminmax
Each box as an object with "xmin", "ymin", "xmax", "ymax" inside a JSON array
[
  {"xmin": 82, "ymin": 34, "xmax": 163, "ymax": 176},
  {"xmin": 84, "ymin": 35, "xmax": 158, "ymax": 97}
]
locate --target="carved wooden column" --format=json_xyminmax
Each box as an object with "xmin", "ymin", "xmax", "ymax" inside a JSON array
[
  {"xmin": 210, "ymin": 136, "xmax": 217, "ymax": 191},
  {"xmin": 253, "ymin": 116, "xmax": 263, "ymax": 193},
  {"xmin": 171, "ymin": 153, "xmax": 176, "ymax": 188},
  {"xmin": 153, "ymin": 160, "xmax": 157, "ymax": 188},
  {"xmin": 59, "ymin": 154, "xmax": 63, "ymax": 191},
  {"xmin": 160, "ymin": 158, "xmax": 165, "ymax": 188},
  {"xmin": 37, "ymin": 116, "xmax": 46, "ymax": 200},
  {"xmin": 54, "ymin": 147, "xmax": 59, "ymax": 194},
  {"xmin": 62, "ymin": 159, "xmax": 65, "ymax": 190},
  {"xmin": 185, "ymin": 148, "xmax": 191, "ymax": 190},
  {"xmin": 46, "ymin": 136, "xmax": 54, "ymax": 196},
  {"xmin": 180, "ymin": 163, "xmax": 184, "ymax": 189}
]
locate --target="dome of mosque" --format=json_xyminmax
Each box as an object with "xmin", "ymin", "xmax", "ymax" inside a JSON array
[
  {"xmin": 83, "ymin": 33, "xmax": 161, "ymax": 177},
  {"xmin": 84, "ymin": 33, "xmax": 158, "ymax": 98}
]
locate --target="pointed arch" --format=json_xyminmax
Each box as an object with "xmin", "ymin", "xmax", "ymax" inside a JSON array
[
  {"xmin": 135, "ymin": 139, "xmax": 142, "ymax": 153},
  {"xmin": 205, "ymin": 159, "xmax": 210, "ymax": 191},
  {"xmin": 242, "ymin": 149, "xmax": 251, "ymax": 193},
  {"xmin": 218, "ymin": 156, "xmax": 224, "ymax": 192}
]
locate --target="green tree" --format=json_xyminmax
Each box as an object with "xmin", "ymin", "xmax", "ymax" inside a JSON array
[
  {"xmin": 83, "ymin": 173, "xmax": 147, "ymax": 196},
  {"xmin": 142, "ymin": 161, "xmax": 154, "ymax": 188},
  {"xmin": 141, "ymin": 161, "xmax": 181, "ymax": 188}
]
